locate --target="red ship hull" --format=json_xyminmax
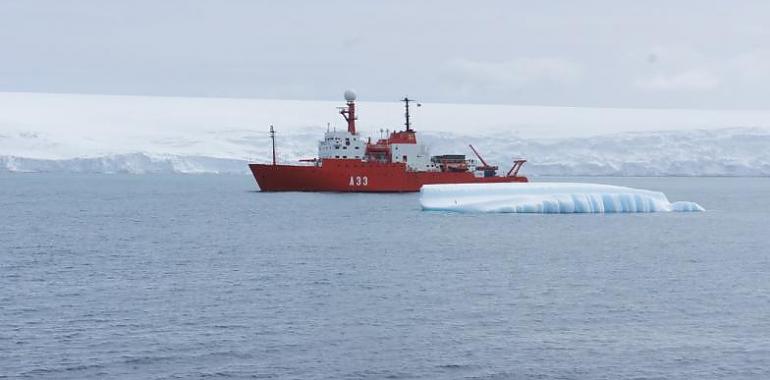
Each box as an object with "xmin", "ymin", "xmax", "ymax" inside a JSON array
[{"xmin": 250, "ymin": 159, "xmax": 527, "ymax": 192}]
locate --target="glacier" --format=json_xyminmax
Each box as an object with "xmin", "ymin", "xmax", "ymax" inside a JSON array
[
  {"xmin": 0, "ymin": 153, "xmax": 246, "ymax": 174},
  {"xmin": 2, "ymin": 92, "xmax": 770, "ymax": 175},
  {"xmin": 420, "ymin": 183, "xmax": 705, "ymax": 213}
]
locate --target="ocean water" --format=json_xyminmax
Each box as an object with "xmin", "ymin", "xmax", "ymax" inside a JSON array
[{"xmin": 1, "ymin": 174, "xmax": 769, "ymax": 379}]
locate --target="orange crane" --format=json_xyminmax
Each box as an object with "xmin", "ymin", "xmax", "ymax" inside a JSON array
[{"xmin": 468, "ymin": 144, "xmax": 498, "ymax": 177}]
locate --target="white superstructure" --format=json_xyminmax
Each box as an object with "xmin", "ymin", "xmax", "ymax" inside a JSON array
[
  {"xmin": 390, "ymin": 143, "xmax": 433, "ymax": 171},
  {"xmin": 318, "ymin": 130, "xmax": 366, "ymax": 160}
]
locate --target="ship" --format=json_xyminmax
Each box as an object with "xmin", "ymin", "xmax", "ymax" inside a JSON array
[{"xmin": 249, "ymin": 90, "xmax": 528, "ymax": 192}]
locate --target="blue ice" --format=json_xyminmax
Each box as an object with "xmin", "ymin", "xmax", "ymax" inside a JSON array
[{"xmin": 420, "ymin": 182, "xmax": 705, "ymax": 213}]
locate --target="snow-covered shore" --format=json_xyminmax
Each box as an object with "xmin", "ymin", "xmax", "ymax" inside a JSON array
[{"xmin": 2, "ymin": 92, "xmax": 769, "ymax": 175}]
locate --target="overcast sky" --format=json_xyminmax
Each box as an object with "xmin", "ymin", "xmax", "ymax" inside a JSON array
[{"xmin": 2, "ymin": 0, "xmax": 769, "ymax": 109}]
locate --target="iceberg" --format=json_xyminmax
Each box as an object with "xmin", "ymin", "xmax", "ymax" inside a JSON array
[
  {"xmin": 670, "ymin": 201, "xmax": 706, "ymax": 212},
  {"xmin": 420, "ymin": 182, "xmax": 705, "ymax": 213}
]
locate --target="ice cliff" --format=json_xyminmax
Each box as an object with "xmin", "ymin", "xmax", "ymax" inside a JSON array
[{"xmin": 2, "ymin": 92, "xmax": 769, "ymax": 176}]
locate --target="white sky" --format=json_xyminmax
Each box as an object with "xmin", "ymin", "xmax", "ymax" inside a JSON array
[{"xmin": 2, "ymin": 0, "xmax": 770, "ymax": 109}]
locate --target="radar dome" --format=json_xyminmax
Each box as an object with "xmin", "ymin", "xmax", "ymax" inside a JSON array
[{"xmin": 344, "ymin": 89, "xmax": 357, "ymax": 101}]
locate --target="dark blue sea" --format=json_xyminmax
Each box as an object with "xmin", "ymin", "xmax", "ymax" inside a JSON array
[{"xmin": 2, "ymin": 174, "xmax": 770, "ymax": 379}]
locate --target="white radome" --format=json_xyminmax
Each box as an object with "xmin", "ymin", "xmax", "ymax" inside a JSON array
[{"xmin": 344, "ymin": 89, "xmax": 357, "ymax": 102}]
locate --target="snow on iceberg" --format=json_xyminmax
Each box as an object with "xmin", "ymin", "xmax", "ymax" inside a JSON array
[{"xmin": 419, "ymin": 182, "xmax": 705, "ymax": 213}]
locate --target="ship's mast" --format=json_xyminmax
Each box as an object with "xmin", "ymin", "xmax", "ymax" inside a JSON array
[
  {"xmin": 401, "ymin": 97, "xmax": 420, "ymax": 131},
  {"xmin": 270, "ymin": 125, "xmax": 276, "ymax": 165},
  {"xmin": 340, "ymin": 90, "xmax": 357, "ymax": 134}
]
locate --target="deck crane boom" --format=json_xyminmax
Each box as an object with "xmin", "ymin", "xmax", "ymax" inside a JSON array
[{"xmin": 468, "ymin": 144, "xmax": 498, "ymax": 177}]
